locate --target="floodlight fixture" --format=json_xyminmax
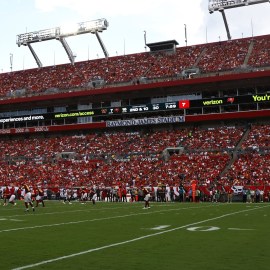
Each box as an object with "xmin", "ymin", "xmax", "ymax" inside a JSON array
[
  {"xmin": 16, "ymin": 18, "xmax": 109, "ymax": 67},
  {"xmin": 208, "ymin": 0, "xmax": 269, "ymax": 41},
  {"xmin": 208, "ymin": 0, "xmax": 269, "ymax": 13}
]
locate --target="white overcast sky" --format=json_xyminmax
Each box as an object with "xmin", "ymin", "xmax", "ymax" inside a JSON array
[{"xmin": 0, "ymin": 0, "xmax": 270, "ymax": 72}]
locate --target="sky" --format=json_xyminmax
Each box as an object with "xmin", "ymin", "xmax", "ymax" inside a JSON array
[{"xmin": 0, "ymin": 0, "xmax": 270, "ymax": 73}]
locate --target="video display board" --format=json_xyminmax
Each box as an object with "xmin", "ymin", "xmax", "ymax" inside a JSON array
[
  {"xmin": 0, "ymin": 93, "xmax": 269, "ymax": 124},
  {"xmin": 189, "ymin": 93, "xmax": 269, "ymax": 108}
]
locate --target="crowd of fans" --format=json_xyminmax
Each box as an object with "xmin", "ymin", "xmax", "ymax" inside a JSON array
[
  {"xmin": 197, "ymin": 38, "xmax": 250, "ymax": 73},
  {"xmin": 221, "ymin": 152, "xmax": 270, "ymax": 187},
  {"xmin": 247, "ymin": 35, "xmax": 270, "ymax": 67},
  {"xmin": 219, "ymin": 123, "xmax": 270, "ymax": 188},
  {"xmin": 241, "ymin": 124, "xmax": 270, "ymax": 150},
  {"xmin": 178, "ymin": 126, "xmax": 244, "ymax": 150},
  {"xmin": 1, "ymin": 31, "xmax": 270, "ymax": 202},
  {"xmin": 0, "ymin": 124, "xmax": 269, "ymax": 196},
  {"xmin": 1, "ymin": 35, "xmax": 270, "ymax": 98}
]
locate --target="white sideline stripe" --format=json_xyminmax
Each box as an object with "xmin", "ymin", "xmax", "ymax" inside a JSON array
[
  {"xmin": 3, "ymin": 206, "xmax": 135, "ymax": 219},
  {"xmin": 12, "ymin": 205, "xmax": 270, "ymax": 270},
  {"xmin": 3, "ymin": 203, "xmax": 181, "ymax": 219},
  {"xmin": 0, "ymin": 205, "xmax": 213, "ymax": 233}
]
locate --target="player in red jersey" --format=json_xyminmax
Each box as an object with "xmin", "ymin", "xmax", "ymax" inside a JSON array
[
  {"xmin": 8, "ymin": 186, "xmax": 17, "ymax": 206},
  {"xmin": 2, "ymin": 185, "xmax": 10, "ymax": 206},
  {"xmin": 35, "ymin": 187, "xmax": 45, "ymax": 207}
]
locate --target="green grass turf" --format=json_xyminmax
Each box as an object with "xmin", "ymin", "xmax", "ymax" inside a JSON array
[{"xmin": 0, "ymin": 200, "xmax": 269, "ymax": 270}]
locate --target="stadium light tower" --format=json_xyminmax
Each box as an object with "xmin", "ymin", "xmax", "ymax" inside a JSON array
[
  {"xmin": 16, "ymin": 18, "xmax": 109, "ymax": 68},
  {"xmin": 208, "ymin": 0, "xmax": 270, "ymax": 40},
  {"xmin": 184, "ymin": 24, "xmax": 187, "ymax": 46},
  {"xmin": 10, "ymin": 53, "xmax": 13, "ymax": 72},
  {"xmin": 144, "ymin": 30, "xmax": 147, "ymax": 51}
]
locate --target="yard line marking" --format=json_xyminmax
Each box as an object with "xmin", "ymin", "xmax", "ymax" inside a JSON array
[
  {"xmin": 0, "ymin": 218, "xmax": 23, "ymax": 222},
  {"xmin": 228, "ymin": 228, "xmax": 255, "ymax": 231},
  {"xmin": 12, "ymin": 205, "xmax": 270, "ymax": 270},
  {"xmin": 150, "ymin": 225, "xmax": 171, "ymax": 230},
  {"xmin": 0, "ymin": 205, "xmax": 214, "ymax": 233},
  {"xmin": 187, "ymin": 226, "xmax": 220, "ymax": 231}
]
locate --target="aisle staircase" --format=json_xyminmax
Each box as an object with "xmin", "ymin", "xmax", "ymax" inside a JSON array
[{"xmin": 220, "ymin": 126, "xmax": 251, "ymax": 177}]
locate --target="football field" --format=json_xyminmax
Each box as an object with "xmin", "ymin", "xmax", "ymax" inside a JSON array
[{"xmin": 0, "ymin": 201, "xmax": 269, "ymax": 270}]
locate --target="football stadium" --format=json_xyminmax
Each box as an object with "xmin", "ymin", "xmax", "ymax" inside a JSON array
[{"xmin": 1, "ymin": 1, "xmax": 270, "ymax": 269}]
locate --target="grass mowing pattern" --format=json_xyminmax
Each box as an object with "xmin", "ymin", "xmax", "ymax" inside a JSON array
[{"xmin": 0, "ymin": 201, "xmax": 269, "ymax": 270}]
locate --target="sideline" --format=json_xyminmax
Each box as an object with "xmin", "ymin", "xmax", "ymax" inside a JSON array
[
  {"xmin": 1, "ymin": 201, "xmax": 194, "ymax": 219},
  {"xmin": 1, "ymin": 205, "xmax": 139, "ymax": 219},
  {"xmin": 12, "ymin": 204, "xmax": 270, "ymax": 270},
  {"xmin": 0, "ymin": 204, "xmax": 214, "ymax": 233}
]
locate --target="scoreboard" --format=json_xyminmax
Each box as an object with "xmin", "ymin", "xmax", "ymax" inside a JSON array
[{"xmin": 53, "ymin": 102, "xmax": 180, "ymax": 119}]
